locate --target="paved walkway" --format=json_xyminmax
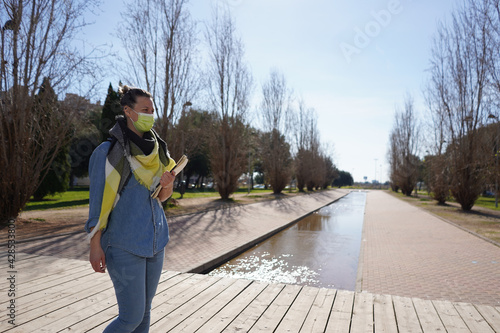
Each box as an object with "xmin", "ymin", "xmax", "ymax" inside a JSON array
[
  {"xmin": 360, "ymin": 190, "xmax": 500, "ymax": 307},
  {"xmin": 14, "ymin": 189, "xmax": 500, "ymax": 307}
]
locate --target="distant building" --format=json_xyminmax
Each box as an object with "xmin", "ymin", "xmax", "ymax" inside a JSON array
[{"xmin": 62, "ymin": 93, "xmax": 101, "ymax": 118}]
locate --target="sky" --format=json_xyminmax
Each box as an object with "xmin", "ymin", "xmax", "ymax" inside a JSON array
[{"xmin": 80, "ymin": 0, "xmax": 458, "ymax": 183}]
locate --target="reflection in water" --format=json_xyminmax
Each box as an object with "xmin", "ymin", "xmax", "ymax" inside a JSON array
[{"xmin": 209, "ymin": 191, "xmax": 367, "ymax": 290}]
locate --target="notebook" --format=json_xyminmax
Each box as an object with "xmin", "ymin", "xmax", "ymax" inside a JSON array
[{"xmin": 151, "ymin": 155, "xmax": 189, "ymax": 199}]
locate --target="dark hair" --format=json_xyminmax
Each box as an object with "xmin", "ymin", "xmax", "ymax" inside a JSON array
[{"xmin": 118, "ymin": 85, "xmax": 152, "ymax": 108}]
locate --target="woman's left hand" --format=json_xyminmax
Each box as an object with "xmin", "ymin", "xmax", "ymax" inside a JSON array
[{"xmin": 160, "ymin": 170, "xmax": 176, "ymax": 188}]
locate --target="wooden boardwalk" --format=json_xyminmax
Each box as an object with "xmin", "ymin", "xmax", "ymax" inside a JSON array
[{"xmin": 2, "ymin": 253, "xmax": 500, "ymax": 332}]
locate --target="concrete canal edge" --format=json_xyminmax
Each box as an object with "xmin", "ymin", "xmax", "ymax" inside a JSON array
[{"xmin": 186, "ymin": 191, "xmax": 351, "ymax": 274}]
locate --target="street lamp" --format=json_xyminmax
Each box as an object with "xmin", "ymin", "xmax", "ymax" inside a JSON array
[
  {"xmin": 1, "ymin": 20, "xmax": 15, "ymax": 92},
  {"xmin": 489, "ymin": 114, "xmax": 499, "ymax": 208},
  {"xmin": 179, "ymin": 101, "xmax": 192, "ymax": 199}
]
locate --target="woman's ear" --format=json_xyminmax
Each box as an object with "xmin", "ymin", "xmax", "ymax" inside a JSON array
[{"xmin": 123, "ymin": 105, "xmax": 131, "ymax": 117}]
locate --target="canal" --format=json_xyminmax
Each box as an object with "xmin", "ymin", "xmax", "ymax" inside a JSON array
[{"xmin": 208, "ymin": 191, "xmax": 367, "ymax": 290}]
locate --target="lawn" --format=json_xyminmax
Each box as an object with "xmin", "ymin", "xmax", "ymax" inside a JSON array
[
  {"xmin": 392, "ymin": 189, "xmax": 500, "ymax": 211},
  {"xmin": 24, "ymin": 186, "xmax": 91, "ymax": 211},
  {"xmin": 473, "ymin": 195, "xmax": 500, "ymax": 211}
]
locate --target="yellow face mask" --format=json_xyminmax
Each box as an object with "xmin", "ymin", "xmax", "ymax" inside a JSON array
[{"xmin": 130, "ymin": 109, "xmax": 155, "ymax": 132}]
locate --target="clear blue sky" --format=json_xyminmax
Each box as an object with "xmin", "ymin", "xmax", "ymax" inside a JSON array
[{"xmin": 80, "ymin": 0, "xmax": 458, "ymax": 183}]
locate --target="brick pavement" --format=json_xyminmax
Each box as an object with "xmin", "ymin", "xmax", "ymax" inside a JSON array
[{"xmin": 360, "ymin": 190, "xmax": 500, "ymax": 307}]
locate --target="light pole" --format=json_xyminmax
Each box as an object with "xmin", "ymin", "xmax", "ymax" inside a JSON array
[
  {"xmin": 1, "ymin": 20, "xmax": 15, "ymax": 92},
  {"xmin": 179, "ymin": 101, "xmax": 192, "ymax": 199},
  {"xmin": 247, "ymin": 130, "xmax": 255, "ymax": 194},
  {"xmin": 488, "ymin": 114, "xmax": 499, "ymax": 208}
]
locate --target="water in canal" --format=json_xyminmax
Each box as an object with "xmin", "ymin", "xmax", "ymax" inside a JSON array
[{"xmin": 208, "ymin": 191, "xmax": 367, "ymax": 290}]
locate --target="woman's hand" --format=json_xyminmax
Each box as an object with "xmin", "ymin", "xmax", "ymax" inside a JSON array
[
  {"xmin": 158, "ymin": 171, "xmax": 176, "ymax": 202},
  {"xmin": 160, "ymin": 170, "xmax": 176, "ymax": 188},
  {"xmin": 89, "ymin": 230, "xmax": 106, "ymax": 273}
]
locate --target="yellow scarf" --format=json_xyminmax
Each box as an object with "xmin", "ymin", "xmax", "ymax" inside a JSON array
[{"xmin": 87, "ymin": 121, "xmax": 175, "ymax": 241}]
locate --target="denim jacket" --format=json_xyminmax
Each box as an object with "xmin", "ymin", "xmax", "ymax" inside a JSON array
[{"xmin": 84, "ymin": 141, "xmax": 169, "ymax": 257}]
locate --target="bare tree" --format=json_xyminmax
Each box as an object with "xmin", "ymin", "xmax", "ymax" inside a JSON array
[
  {"xmin": 0, "ymin": 0, "xmax": 101, "ymax": 224},
  {"xmin": 291, "ymin": 100, "xmax": 323, "ymax": 191},
  {"xmin": 260, "ymin": 69, "xmax": 293, "ymax": 194},
  {"xmin": 424, "ymin": 78, "xmax": 450, "ymax": 204},
  {"xmin": 426, "ymin": 0, "xmax": 491, "ymax": 210},
  {"xmin": 320, "ymin": 152, "xmax": 338, "ymax": 189},
  {"xmin": 476, "ymin": 0, "xmax": 500, "ymax": 107},
  {"xmin": 471, "ymin": 0, "xmax": 500, "ymax": 204},
  {"xmin": 387, "ymin": 131, "xmax": 401, "ymax": 192},
  {"xmin": 118, "ymin": 0, "xmax": 199, "ymax": 141},
  {"xmin": 387, "ymin": 95, "xmax": 420, "ymax": 196},
  {"xmin": 260, "ymin": 129, "xmax": 292, "ymax": 194},
  {"xmin": 205, "ymin": 7, "xmax": 253, "ymax": 199}
]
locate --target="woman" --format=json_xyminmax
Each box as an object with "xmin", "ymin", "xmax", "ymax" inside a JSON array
[{"xmin": 85, "ymin": 85, "xmax": 176, "ymax": 332}]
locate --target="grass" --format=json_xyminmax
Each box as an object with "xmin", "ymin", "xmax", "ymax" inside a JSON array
[
  {"xmin": 24, "ymin": 186, "xmax": 276, "ymax": 211},
  {"xmin": 474, "ymin": 196, "xmax": 500, "ymax": 211},
  {"xmin": 171, "ymin": 187, "xmax": 274, "ymax": 200},
  {"xmin": 24, "ymin": 186, "xmax": 90, "ymax": 211},
  {"xmin": 391, "ymin": 189, "xmax": 500, "ymax": 210}
]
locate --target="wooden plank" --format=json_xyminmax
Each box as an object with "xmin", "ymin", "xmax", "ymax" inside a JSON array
[
  {"xmin": 15, "ymin": 269, "xmax": 111, "ymax": 316},
  {"xmin": 454, "ymin": 302, "xmax": 495, "ymax": 333},
  {"xmin": 412, "ymin": 298, "xmax": 446, "ymax": 332},
  {"xmin": 373, "ymin": 294, "xmax": 398, "ymax": 333},
  {"xmin": 86, "ymin": 316, "xmax": 115, "ymax": 333},
  {"xmin": 17, "ymin": 264, "xmax": 91, "ymax": 296},
  {"xmin": 151, "ymin": 276, "xmax": 236, "ymax": 332},
  {"xmin": 170, "ymin": 278, "xmax": 252, "ymax": 332},
  {"xmin": 6, "ymin": 265, "xmax": 92, "ymax": 309},
  {"xmin": 150, "ymin": 274, "xmax": 221, "ymax": 330},
  {"xmin": 18, "ymin": 256, "xmax": 88, "ymax": 283},
  {"xmin": 300, "ymin": 288, "xmax": 336, "ymax": 333},
  {"xmin": 0, "ymin": 252, "xmax": 49, "ymax": 269},
  {"xmin": 325, "ymin": 289, "xmax": 354, "ymax": 333},
  {"xmin": 27, "ymin": 283, "xmax": 117, "ymax": 332},
  {"xmin": 196, "ymin": 281, "xmax": 268, "ymax": 332},
  {"xmin": 475, "ymin": 304, "xmax": 500, "ymax": 332},
  {"xmin": 0, "ymin": 274, "xmax": 112, "ymax": 332},
  {"xmin": 248, "ymin": 284, "xmax": 303, "ymax": 332},
  {"xmin": 62, "ymin": 271, "xmax": 186, "ymax": 332},
  {"xmin": 40, "ymin": 271, "xmax": 181, "ymax": 332},
  {"xmin": 151, "ymin": 272, "xmax": 198, "ymax": 309},
  {"xmin": 2, "ymin": 256, "xmax": 85, "ymax": 288},
  {"xmin": 9, "ymin": 269, "xmax": 178, "ymax": 333},
  {"xmin": 222, "ymin": 283, "xmax": 285, "ymax": 332},
  {"xmin": 432, "ymin": 300, "xmax": 470, "ymax": 333},
  {"xmin": 350, "ymin": 292, "xmax": 374, "ymax": 333},
  {"xmin": 392, "ymin": 295, "xmax": 422, "ymax": 333},
  {"xmin": 275, "ymin": 286, "xmax": 320, "ymax": 333},
  {"xmin": 0, "ymin": 251, "xmax": 39, "ymax": 259},
  {"xmin": 65, "ymin": 304, "xmax": 118, "ymax": 333}
]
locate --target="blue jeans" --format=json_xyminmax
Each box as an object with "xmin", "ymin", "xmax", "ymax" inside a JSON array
[{"xmin": 104, "ymin": 246, "xmax": 164, "ymax": 333}]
